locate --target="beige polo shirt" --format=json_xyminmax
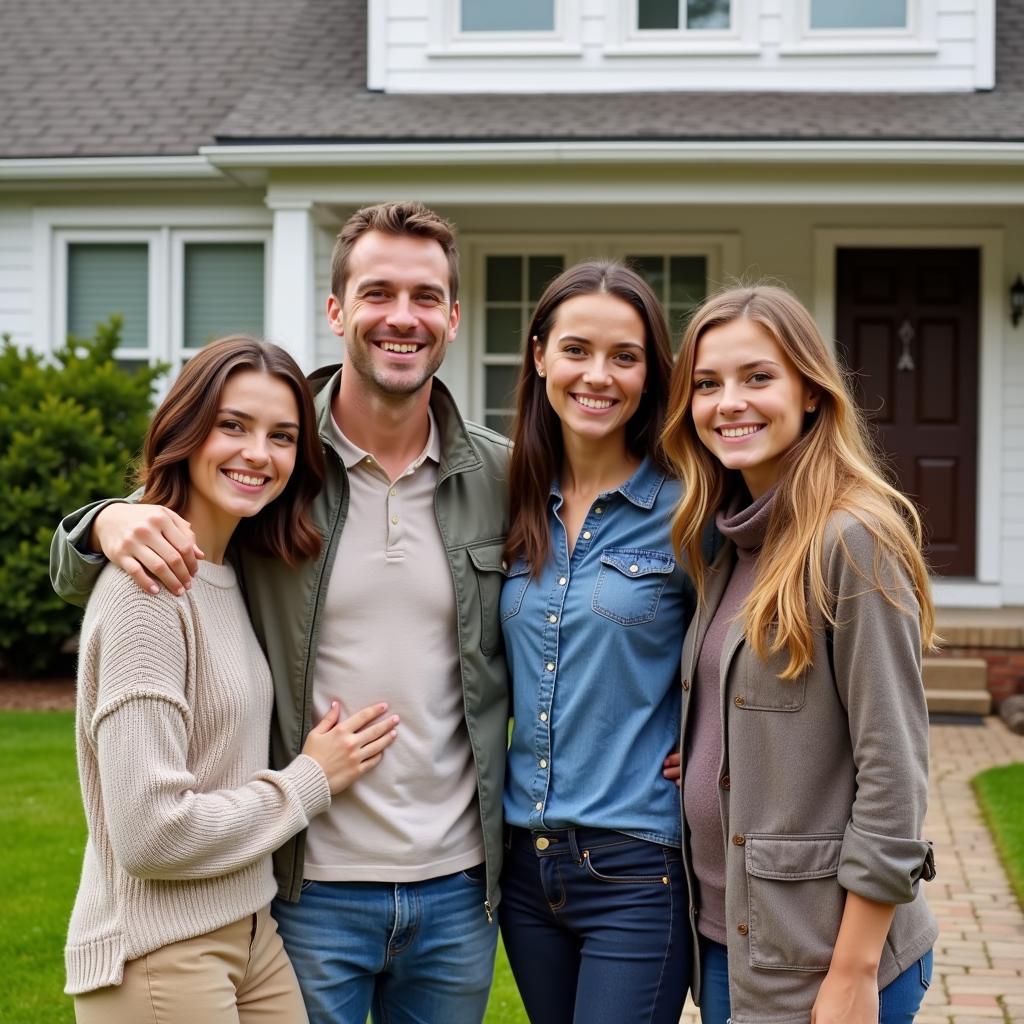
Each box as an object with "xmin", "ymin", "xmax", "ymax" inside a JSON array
[{"xmin": 302, "ymin": 405, "xmax": 484, "ymax": 882}]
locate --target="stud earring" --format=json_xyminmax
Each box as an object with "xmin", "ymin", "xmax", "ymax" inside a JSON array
[
  {"xmin": 806, "ymin": 404, "xmax": 816, "ymax": 412},
  {"xmin": 537, "ymin": 368, "xmax": 545, "ymax": 378}
]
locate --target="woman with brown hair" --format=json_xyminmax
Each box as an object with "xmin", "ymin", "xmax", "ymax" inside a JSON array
[
  {"xmin": 661, "ymin": 284, "xmax": 937, "ymax": 1024},
  {"xmin": 499, "ymin": 261, "xmax": 694, "ymax": 1023},
  {"xmin": 66, "ymin": 336, "xmax": 400, "ymax": 1023}
]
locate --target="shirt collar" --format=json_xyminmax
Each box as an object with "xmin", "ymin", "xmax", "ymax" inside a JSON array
[
  {"xmin": 329, "ymin": 405, "xmax": 441, "ymax": 474},
  {"xmin": 549, "ymin": 455, "xmax": 667, "ymax": 510}
]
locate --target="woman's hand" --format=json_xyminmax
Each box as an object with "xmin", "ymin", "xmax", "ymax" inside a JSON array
[
  {"xmin": 662, "ymin": 751, "xmax": 682, "ymax": 787},
  {"xmin": 810, "ymin": 964, "xmax": 879, "ymax": 1024},
  {"xmin": 303, "ymin": 702, "xmax": 399, "ymax": 794}
]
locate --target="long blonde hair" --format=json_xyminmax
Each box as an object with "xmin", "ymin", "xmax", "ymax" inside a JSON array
[{"xmin": 662, "ymin": 284, "xmax": 935, "ymax": 677}]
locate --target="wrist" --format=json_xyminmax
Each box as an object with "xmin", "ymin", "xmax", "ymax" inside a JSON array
[{"xmin": 828, "ymin": 953, "xmax": 879, "ymax": 978}]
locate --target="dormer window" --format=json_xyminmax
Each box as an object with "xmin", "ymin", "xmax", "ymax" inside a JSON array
[{"xmin": 637, "ymin": 0, "xmax": 730, "ymax": 31}]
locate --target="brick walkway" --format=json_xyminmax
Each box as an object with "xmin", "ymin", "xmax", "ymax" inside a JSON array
[{"xmin": 680, "ymin": 717, "xmax": 1024, "ymax": 1023}]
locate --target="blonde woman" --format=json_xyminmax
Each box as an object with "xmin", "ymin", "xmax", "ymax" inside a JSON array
[{"xmin": 661, "ymin": 285, "xmax": 937, "ymax": 1024}]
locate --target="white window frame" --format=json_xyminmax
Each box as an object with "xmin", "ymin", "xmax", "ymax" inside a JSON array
[
  {"xmin": 428, "ymin": 0, "xmax": 582, "ymax": 57},
  {"xmin": 604, "ymin": 0, "xmax": 759, "ymax": 57},
  {"xmin": 171, "ymin": 228, "xmax": 272, "ymax": 367},
  {"xmin": 462, "ymin": 232, "xmax": 739, "ymax": 423},
  {"xmin": 54, "ymin": 228, "xmax": 167, "ymax": 369},
  {"xmin": 780, "ymin": 0, "xmax": 938, "ymax": 56}
]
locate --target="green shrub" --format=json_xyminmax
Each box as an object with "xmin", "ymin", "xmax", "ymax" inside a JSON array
[{"xmin": 0, "ymin": 319, "xmax": 165, "ymax": 677}]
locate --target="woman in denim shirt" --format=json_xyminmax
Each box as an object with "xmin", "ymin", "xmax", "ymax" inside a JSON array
[{"xmin": 499, "ymin": 261, "xmax": 694, "ymax": 1024}]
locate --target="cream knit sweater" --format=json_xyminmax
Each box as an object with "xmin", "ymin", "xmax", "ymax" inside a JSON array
[{"xmin": 65, "ymin": 560, "xmax": 331, "ymax": 995}]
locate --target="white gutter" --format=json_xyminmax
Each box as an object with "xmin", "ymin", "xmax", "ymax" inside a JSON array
[
  {"xmin": 0, "ymin": 155, "xmax": 223, "ymax": 180},
  {"xmin": 200, "ymin": 139, "xmax": 1024, "ymax": 168}
]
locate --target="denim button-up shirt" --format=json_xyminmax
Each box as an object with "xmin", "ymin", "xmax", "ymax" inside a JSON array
[{"xmin": 502, "ymin": 456, "xmax": 694, "ymax": 846}]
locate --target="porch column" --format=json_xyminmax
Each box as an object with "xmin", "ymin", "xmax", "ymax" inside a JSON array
[{"xmin": 266, "ymin": 199, "xmax": 317, "ymax": 371}]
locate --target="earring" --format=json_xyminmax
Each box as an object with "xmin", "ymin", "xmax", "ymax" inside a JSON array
[
  {"xmin": 806, "ymin": 404, "xmax": 816, "ymax": 412},
  {"xmin": 537, "ymin": 368, "xmax": 545, "ymax": 378}
]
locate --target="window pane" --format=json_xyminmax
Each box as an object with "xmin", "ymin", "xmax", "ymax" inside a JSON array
[
  {"xmin": 67, "ymin": 243, "xmax": 148, "ymax": 347},
  {"xmin": 485, "ymin": 364, "xmax": 520, "ymax": 411},
  {"xmin": 184, "ymin": 243, "xmax": 265, "ymax": 349},
  {"xmin": 528, "ymin": 255, "xmax": 565, "ymax": 302},
  {"xmin": 810, "ymin": 0, "xmax": 906, "ymax": 29},
  {"xmin": 485, "ymin": 308, "xmax": 525, "ymax": 355},
  {"xmin": 628, "ymin": 256, "xmax": 667, "ymax": 301},
  {"xmin": 638, "ymin": 0, "xmax": 679, "ymax": 30},
  {"xmin": 687, "ymin": 0, "xmax": 729, "ymax": 29},
  {"xmin": 462, "ymin": 0, "xmax": 554, "ymax": 31},
  {"xmin": 486, "ymin": 256, "xmax": 522, "ymax": 302},
  {"xmin": 669, "ymin": 256, "xmax": 707, "ymax": 305},
  {"xmin": 485, "ymin": 412, "xmax": 513, "ymax": 436}
]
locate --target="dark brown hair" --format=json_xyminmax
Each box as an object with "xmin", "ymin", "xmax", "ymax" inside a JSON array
[
  {"xmin": 330, "ymin": 200, "xmax": 460, "ymax": 304},
  {"xmin": 504, "ymin": 260, "xmax": 674, "ymax": 572},
  {"xmin": 138, "ymin": 335, "xmax": 324, "ymax": 565}
]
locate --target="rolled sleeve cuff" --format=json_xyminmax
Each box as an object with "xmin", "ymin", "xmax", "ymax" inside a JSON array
[{"xmin": 837, "ymin": 820, "xmax": 935, "ymax": 904}]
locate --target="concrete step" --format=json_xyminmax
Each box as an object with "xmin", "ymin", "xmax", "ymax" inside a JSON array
[
  {"xmin": 922, "ymin": 657, "xmax": 988, "ymax": 692},
  {"xmin": 927, "ymin": 688, "xmax": 992, "ymax": 715}
]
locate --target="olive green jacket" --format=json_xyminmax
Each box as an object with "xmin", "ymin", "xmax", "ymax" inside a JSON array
[{"xmin": 50, "ymin": 369, "xmax": 512, "ymax": 913}]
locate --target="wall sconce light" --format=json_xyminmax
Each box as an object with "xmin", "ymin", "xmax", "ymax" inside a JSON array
[{"xmin": 1012, "ymin": 275, "xmax": 1024, "ymax": 327}]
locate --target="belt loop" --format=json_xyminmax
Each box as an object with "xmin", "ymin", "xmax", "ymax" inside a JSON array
[{"xmin": 567, "ymin": 827, "xmax": 583, "ymax": 864}]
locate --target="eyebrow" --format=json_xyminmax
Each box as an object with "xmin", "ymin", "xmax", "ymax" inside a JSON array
[
  {"xmin": 219, "ymin": 407, "xmax": 300, "ymax": 430},
  {"xmin": 356, "ymin": 277, "xmax": 445, "ymax": 294},
  {"xmin": 693, "ymin": 359, "xmax": 782, "ymax": 375},
  {"xmin": 557, "ymin": 334, "xmax": 645, "ymax": 350}
]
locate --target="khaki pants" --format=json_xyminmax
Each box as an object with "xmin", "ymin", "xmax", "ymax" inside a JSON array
[{"xmin": 74, "ymin": 906, "xmax": 308, "ymax": 1023}]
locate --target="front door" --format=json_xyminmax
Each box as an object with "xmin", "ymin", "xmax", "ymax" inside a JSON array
[{"xmin": 835, "ymin": 248, "xmax": 979, "ymax": 577}]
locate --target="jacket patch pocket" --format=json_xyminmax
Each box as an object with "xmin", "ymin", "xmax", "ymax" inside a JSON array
[
  {"xmin": 468, "ymin": 541, "xmax": 510, "ymax": 656},
  {"xmin": 738, "ymin": 648, "xmax": 807, "ymax": 711},
  {"xmin": 745, "ymin": 834, "xmax": 845, "ymax": 971},
  {"xmin": 592, "ymin": 548, "xmax": 674, "ymax": 626}
]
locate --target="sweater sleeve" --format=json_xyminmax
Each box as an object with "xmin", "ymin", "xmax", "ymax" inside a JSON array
[
  {"xmin": 89, "ymin": 581, "xmax": 331, "ymax": 881},
  {"xmin": 826, "ymin": 517, "xmax": 933, "ymax": 905}
]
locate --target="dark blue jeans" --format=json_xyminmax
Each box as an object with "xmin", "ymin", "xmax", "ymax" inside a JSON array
[
  {"xmin": 500, "ymin": 826, "xmax": 690, "ymax": 1024},
  {"xmin": 698, "ymin": 938, "xmax": 933, "ymax": 1024}
]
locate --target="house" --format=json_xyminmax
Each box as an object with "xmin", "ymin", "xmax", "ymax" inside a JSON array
[{"xmin": 2, "ymin": 0, "xmax": 1023, "ymax": 663}]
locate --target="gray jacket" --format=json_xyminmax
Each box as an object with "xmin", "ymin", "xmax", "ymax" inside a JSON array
[{"xmin": 680, "ymin": 513, "xmax": 937, "ymax": 1024}]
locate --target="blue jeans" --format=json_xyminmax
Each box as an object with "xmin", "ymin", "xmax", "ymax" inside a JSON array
[
  {"xmin": 500, "ymin": 826, "xmax": 690, "ymax": 1024},
  {"xmin": 272, "ymin": 867, "xmax": 498, "ymax": 1024},
  {"xmin": 698, "ymin": 939, "xmax": 933, "ymax": 1024}
]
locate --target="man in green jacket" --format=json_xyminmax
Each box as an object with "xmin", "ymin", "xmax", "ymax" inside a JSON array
[{"xmin": 50, "ymin": 201, "xmax": 511, "ymax": 1024}]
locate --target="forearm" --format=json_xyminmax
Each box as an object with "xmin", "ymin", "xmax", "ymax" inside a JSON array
[
  {"xmin": 831, "ymin": 891, "xmax": 896, "ymax": 975},
  {"xmin": 49, "ymin": 497, "xmax": 128, "ymax": 606}
]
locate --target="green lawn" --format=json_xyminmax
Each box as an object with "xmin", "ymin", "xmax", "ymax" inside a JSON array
[
  {"xmin": 972, "ymin": 761, "xmax": 1024, "ymax": 909},
  {"xmin": 0, "ymin": 710, "xmax": 526, "ymax": 1024}
]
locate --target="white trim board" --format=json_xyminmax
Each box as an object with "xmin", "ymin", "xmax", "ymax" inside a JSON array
[{"xmin": 813, "ymin": 227, "xmax": 1005, "ymax": 596}]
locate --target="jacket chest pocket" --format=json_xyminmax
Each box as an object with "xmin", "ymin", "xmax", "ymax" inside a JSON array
[
  {"xmin": 744, "ymin": 833, "xmax": 845, "ymax": 971},
  {"xmin": 592, "ymin": 548, "xmax": 675, "ymax": 626},
  {"xmin": 468, "ymin": 541, "xmax": 509, "ymax": 656},
  {"xmin": 732, "ymin": 646, "xmax": 807, "ymax": 712}
]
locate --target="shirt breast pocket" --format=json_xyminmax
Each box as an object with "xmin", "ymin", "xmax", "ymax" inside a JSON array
[
  {"xmin": 499, "ymin": 559, "xmax": 531, "ymax": 624},
  {"xmin": 592, "ymin": 548, "xmax": 675, "ymax": 626}
]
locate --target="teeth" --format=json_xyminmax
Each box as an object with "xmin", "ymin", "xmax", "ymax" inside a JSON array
[
  {"xmin": 575, "ymin": 396, "xmax": 613, "ymax": 410},
  {"xmin": 380, "ymin": 342, "xmax": 420, "ymax": 354},
  {"xmin": 225, "ymin": 471, "xmax": 267, "ymax": 487},
  {"xmin": 720, "ymin": 425, "xmax": 762, "ymax": 438}
]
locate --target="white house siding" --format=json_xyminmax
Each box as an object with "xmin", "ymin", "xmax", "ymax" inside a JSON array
[
  {"xmin": 371, "ymin": 0, "xmax": 993, "ymax": 94},
  {"xmin": 0, "ymin": 203, "xmax": 34, "ymax": 348}
]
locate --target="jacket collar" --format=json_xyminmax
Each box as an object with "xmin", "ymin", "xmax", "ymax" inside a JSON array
[
  {"xmin": 308, "ymin": 365, "xmax": 483, "ymax": 479},
  {"xmin": 548, "ymin": 454, "xmax": 667, "ymax": 510}
]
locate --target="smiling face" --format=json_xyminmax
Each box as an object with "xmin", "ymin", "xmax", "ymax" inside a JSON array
[
  {"xmin": 326, "ymin": 230, "xmax": 460, "ymax": 400},
  {"xmin": 690, "ymin": 316, "xmax": 816, "ymax": 498},
  {"xmin": 184, "ymin": 370, "xmax": 300, "ymax": 550},
  {"xmin": 535, "ymin": 291, "xmax": 648, "ymax": 452}
]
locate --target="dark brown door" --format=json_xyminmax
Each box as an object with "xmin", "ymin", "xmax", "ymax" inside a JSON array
[{"xmin": 835, "ymin": 248, "xmax": 979, "ymax": 577}]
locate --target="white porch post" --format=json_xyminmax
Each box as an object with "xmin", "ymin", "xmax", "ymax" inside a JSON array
[{"xmin": 267, "ymin": 199, "xmax": 317, "ymax": 371}]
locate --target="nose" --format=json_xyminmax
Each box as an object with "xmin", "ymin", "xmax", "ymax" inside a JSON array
[
  {"xmin": 385, "ymin": 295, "xmax": 417, "ymax": 332},
  {"xmin": 582, "ymin": 356, "xmax": 612, "ymax": 387},
  {"xmin": 718, "ymin": 381, "xmax": 747, "ymax": 414},
  {"xmin": 242, "ymin": 438, "xmax": 271, "ymax": 466}
]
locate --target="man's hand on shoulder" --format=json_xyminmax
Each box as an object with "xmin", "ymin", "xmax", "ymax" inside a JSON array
[{"xmin": 92, "ymin": 504, "xmax": 204, "ymax": 596}]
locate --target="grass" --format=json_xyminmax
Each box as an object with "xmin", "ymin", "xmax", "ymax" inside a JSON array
[
  {"xmin": 0, "ymin": 710, "xmax": 527, "ymax": 1023},
  {"xmin": 972, "ymin": 761, "xmax": 1024, "ymax": 909}
]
